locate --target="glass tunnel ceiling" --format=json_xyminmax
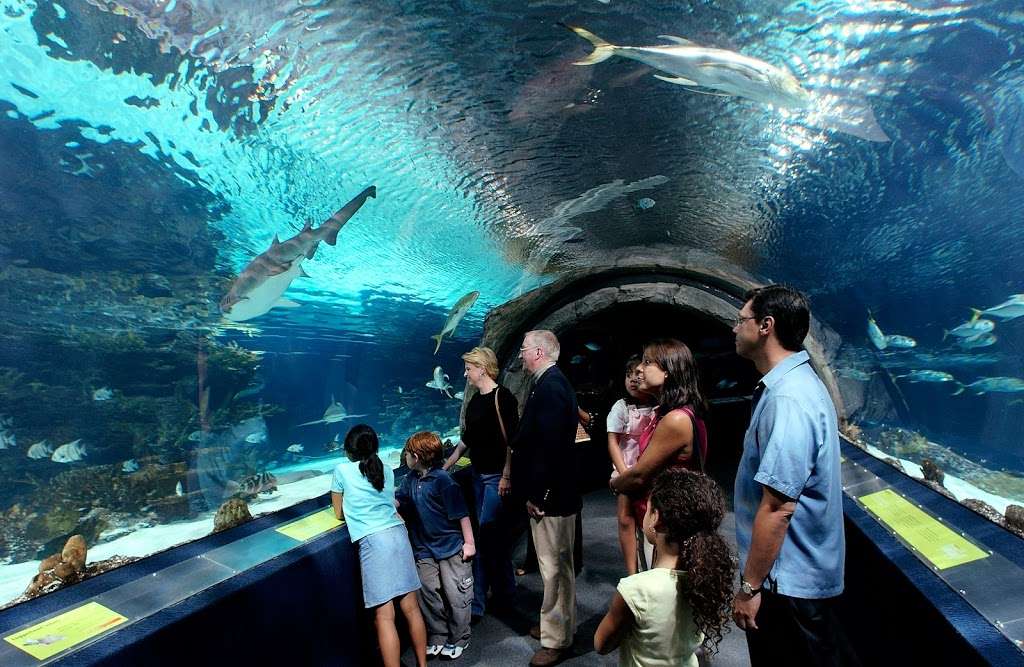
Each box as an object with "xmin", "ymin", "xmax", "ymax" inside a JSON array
[{"xmin": 4, "ymin": 0, "xmax": 1024, "ymax": 323}]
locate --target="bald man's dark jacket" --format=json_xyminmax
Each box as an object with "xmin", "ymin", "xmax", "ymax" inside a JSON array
[{"xmin": 510, "ymin": 364, "xmax": 581, "ymax": 517}]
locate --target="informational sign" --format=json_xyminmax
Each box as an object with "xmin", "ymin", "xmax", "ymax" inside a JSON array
[
  {"xmin": 859, "ymin": 489, "xmax": 989, "ymax": 570},
  {"xmin": 4, "ymin": 601, "xmax": 127, "ymax": 660},
  {"xmin": 275, "ymin": 507, "xmax": 343, "ymax": 542}
]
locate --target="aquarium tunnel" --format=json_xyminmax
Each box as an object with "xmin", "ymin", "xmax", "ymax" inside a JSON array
[{"xmin": 2, "ymin": 0, "xmax": 1024, "ymax": 664}]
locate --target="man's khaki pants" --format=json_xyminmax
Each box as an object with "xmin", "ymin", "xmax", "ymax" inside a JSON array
[{"xmin": 530, "ymin": 513, "xmax": 577, "ymax": 650}]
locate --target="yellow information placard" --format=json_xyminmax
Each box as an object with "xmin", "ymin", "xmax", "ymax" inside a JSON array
[
  {"xmin": 859, "ymin": 489, "xmax": 989, "ymax": 570},
  {"xmin": 4, "ymin": 601, "xmax": 127, "ymax": 660},
  {"xmin": 275, "ymin": 507, "xmax": 343, "ymax": 542}
]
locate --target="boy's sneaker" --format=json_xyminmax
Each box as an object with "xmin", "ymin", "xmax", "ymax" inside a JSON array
[
  {"xmin": 441, "ymin": 643, "xmax": 467, "ymax": 660},
  {"xmin": 426, "ymin": 644, "xmax": 445, "ymax": 657}
]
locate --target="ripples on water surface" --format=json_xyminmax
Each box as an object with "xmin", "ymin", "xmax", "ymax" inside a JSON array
[{"xmin": 0, "ymin": 0, "xmax": 1023, "ymax": 603}]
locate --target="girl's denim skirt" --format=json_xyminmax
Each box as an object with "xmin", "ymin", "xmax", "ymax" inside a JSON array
[{"xmin": 358, "ymin": 523, "xmax": 420, "ymax": 607}]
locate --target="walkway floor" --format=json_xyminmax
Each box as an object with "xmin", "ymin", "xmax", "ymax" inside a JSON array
[{"xmin": 405, "ymin": 487, "xmax": 751, "ymax": 666}]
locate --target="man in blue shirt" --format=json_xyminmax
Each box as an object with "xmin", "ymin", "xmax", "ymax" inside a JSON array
[{"xmin": 732, "ymin": 285, "xmax": 858, "ymax": 666}]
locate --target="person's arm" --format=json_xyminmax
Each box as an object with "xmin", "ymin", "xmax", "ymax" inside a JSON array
[
  {"xmin": 732, "ymin": 485, "xmax": 796, "ymax": 630},
  {"xmin": 498, "ymin": 389, "xmax": 519, "ymax": 496},
  {"xmin": 459, "ymin": 516, "xmax": 476, "ymax": 561},
  {"xmin": 330, "ymin": 491, "xmax": 345, "ymax": 522},
  {"xmin": 442, "ymin": 440, "xmax": 468, "ymax": 471},
  {"xmin": 607, "ymin": 432, "xmax": 628, "ymax": 476},
  {"xmin": 611, "ymin": 411, "xmax": 692, "ymax": 495},
  {"xmin": 594, "ymin": 591, "xmax": 635, "ymax": 654}
]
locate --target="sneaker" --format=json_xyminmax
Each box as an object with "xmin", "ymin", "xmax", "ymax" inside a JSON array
[
  {"xmin": 441, "ymin": 643, "xmax": 467, "ymax": 660},
  {"xmin": 426, "ymin": 644, "xmax": 445, "ymax": 657}
]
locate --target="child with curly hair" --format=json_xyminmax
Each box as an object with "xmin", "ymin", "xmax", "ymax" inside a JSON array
[{"xmin": 595, "ymin": 469, "xmax": 735, "ymax": 666}]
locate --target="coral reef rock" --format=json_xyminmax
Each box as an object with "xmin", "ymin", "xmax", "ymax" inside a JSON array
[
  {"xmin": 962, "ymin": 499, "xmax": 1005, "ymax": 527},
  {"xmin": 25, "ymin": 534, "xmax": 88, "ymax": 599},
  {"xmin": 213, "ymin": 497, "xmax": 251, "ymax": 534},
  {"xmin": 1005, "ymin": 505, "xmax": 1024, "ymax": 539},
  {"xmin": 921, "ymin": 458, "xmax": 945, "ymax": 486},
  {"xmin": 883, "ymin": 457, "xmax": 906, "ymax": 474},
  {"xmin": 923, "ymin": 480, "xmax": 956, "ymax": 500}
]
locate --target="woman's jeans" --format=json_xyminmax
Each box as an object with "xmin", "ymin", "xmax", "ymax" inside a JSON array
[{"xmin": 472, "ymin": 470, "xmax": 516, "ymax": 615}]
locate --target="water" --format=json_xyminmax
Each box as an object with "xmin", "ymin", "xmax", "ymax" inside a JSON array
[{"xmin": 1, "ymin": 0, "xmax": 1023, "ymax": 606}]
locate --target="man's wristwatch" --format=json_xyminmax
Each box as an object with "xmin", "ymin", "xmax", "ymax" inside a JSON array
[{"xmin": 740, "ymin": 579, "xmax": 762, "ymax": 596}]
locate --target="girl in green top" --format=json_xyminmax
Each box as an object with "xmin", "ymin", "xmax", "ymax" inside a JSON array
[{"xmin": 595, "ymin": 469, "xmax": 734, "ymax": 666}]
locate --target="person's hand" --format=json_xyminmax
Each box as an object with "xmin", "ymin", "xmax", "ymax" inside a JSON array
[
  {"xmin": 526, "ymin": 500, "xmax": 545, "ymax": 520},
  {"xmin": 732, "ymin": 591, "xmax": 761, "ymax": 631},
  {"xmin": 609, "ymin": 478, "xmax": 619, "ymax": 495},
  {"xmin": 462, "ymin": 542, "xmax": 476, "ymax": 562},
  {"xmin": 499, "ymin": 476, "xmax": 511, "ymax": 497}
]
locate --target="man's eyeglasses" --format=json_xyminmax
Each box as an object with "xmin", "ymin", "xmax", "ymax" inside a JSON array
[{"xmin": 734, "ymin": 315, "xmax": 758, "ymax": 327}]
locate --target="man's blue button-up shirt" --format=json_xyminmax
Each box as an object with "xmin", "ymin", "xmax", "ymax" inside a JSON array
[{"xmin": 734, "ymin": 350, "xmax": 845, "ymax": 599}]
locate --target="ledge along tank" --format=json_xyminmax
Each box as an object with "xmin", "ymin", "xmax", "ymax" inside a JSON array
[{"xmin": 1, "ymin": 0, "xmax": 1023, "ymax": 608}]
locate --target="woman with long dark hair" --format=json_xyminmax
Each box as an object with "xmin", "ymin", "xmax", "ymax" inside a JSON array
[
  {"xmin": 595, "ymin": 469, "xmax": 735, "ymax": 664},
  {"xmin": 610, "ymin": 338, "xmax": 709, "ymax": 568}
]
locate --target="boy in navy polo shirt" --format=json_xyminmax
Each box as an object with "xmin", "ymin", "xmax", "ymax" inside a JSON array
[{"xmin": 397, "ymin": 431, "xmax": 476, "ymax": 660}]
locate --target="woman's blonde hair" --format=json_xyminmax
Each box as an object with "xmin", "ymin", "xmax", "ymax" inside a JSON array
[{"xmin": 461, "ymin": 346, "xmax": 499, "ymax": 380}]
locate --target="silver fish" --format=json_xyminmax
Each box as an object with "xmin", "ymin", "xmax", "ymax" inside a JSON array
[
  {"xmin": 0, "ymin": 430, "xmax": 14, "ymax": 450},
  {"xmin": 955, "ymin": 333, "xmax": 997, "ymax": 349},
  {"xmin": 220, "ymin": 186, "xmax": 376, "ymax": 322},
  {"xmin": 836, "ymin": 368, "xmax": 874, "ymax": 382},
  {"xmin": 51, "ymin": 439, "xmax": 86, "ymax": 463},
  {"xmin": 945, "ymin": 316, "xmax": 995, "ymax": 339},
  {"xmin": 122, "ymin": 459, "xmax": 139, "ymax": 473},
  {"xmin": 954, "ymin": 376, "xmax": 1024, "ymax": 395},
  {"xmin": 884, "ymin": 335, "xmax": 917, "ymax": 349},
  {"xmin": 27, "ymin": 439, "xmax": 53, "ymax": 460},
  {"xmin": 867, "ymin": 313, "xmax": 887, "ymax": 350},
  {"xmin": 287, "ymin": 443, "xmax": 304, "ymax": 453},
  {"xmin": 637, "ymin": 197, "xmax": 655, "ymax": 210},
  {"xmin": 92, "ymin": 387, "xmax": 113, "ymax": 401},
  {"xmin": 973, "ymin": 295, "xmax": 1024, "ymax": 321},
  {"xmin": 295, "ymin": 395, "xmax": 367, "ymax": 427},
  {"xmin": 431, "ymin": 291, "xmax": 480, "ymax": 354},
  {"xmin": 895, "ymin": 370, "xmax": 957, "ymax": 384},
  {"xmin": 426, "ymin": 366, "xmax": 453, "ymax": 398},
  {"xmin": 568, "ymin": 26, "xmax": 811, "ymax": 109},
  {"xmin": 175, "ymin": 481, "xmax": 183, "ymax": 496}
]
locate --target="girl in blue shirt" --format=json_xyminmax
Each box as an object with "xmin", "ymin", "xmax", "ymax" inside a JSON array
[{"xmin": 331, "ymin": 424, "xmax": 426, "ymax": 667}]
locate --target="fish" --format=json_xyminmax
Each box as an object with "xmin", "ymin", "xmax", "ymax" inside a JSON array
[
  {"xmin": 287, "ymin": 443, "xmax": 304, "ymax": 453},
  {"xmin": 431, "ymin": 290, "xmax": 480, "ymax": 354},
  {"xmin": 944, "ymin": 315, "xmax": 995, "ymax": 340},
  {"xmin": 294, "ymin": 395, "xmax": 367, "ymax": 427},
  {"xmin": 235, "ymin": 471, "xmax": 278, "ymax": 497},
  {"xmin": 453, "ymin": 391, "xmax": 465, "ymax": 401},
  {"xmin": 92, "ymin": 387, "xmax": 113, "ymax": 401},
  {"xmin": 122, "ymin": 459, "xmax": 139, "ymax": 473},
  {"xmin": 22, "ymin": 634, "xmax": 64, "ymax": 646},
  {"xmin": 716, "ymin": 378, "xmax": 740, "ymax": 390},
  {"xmin": 175, "ymin": 481, "xmax": 183, "ymax": 496},
  {"xmin": 397, "ymin": 386, "xmax": 403, "ymax": 394},
  {"xmin": 386, "ymin": 449, "xmax": 404, "ymax": 470},
  {"xmin": 584, "ymin": 342, "xmax": 602, "ymax": 352},
  {"xmin": 0, "ymin": 430, "xmax": 14, "ymax": 450},
  {"xmin": 244, "ymin": 431, "xmax": 266, "ymax": 444},
  {"xmin": 956, "ymin": 333, "xmax": 997, "ymax": 349},
  {"xmin": 637, "ymin": 197, "xmax": 655, "ymax": 210},
  {"xmin": 884, "ymin": 335, "xmax": 917, "ymax": 349},
  {"xmin": 426, "ymin": 366, "xmax": 454, "ymax": 398},
  {"xmin": 570, "ymin": 354, "xmax": 585, "ymax": 365},
  {"xmin": 187, "ymin": 430, "xmax": 204, "ymax": 442},
  {"xmin": 324, "ymin": 433, "xmax": 342, "ymax": 453},
  {"xmin": 220, "ymin": 185, "xmax": 376, "ymax": 322},
  {"xmin": 51, "ymin": 439, "xmax": 86, "ymax": 463},
  {"xmin": 233, "ymin": 381, "xmax": 265, "ymax": 400},
  {"xmin": 973, "ymin": 295, "xmax": 1024, "ymax": 321},
  {"xmin": 895, "ymin": 370, "xmax": 957, "ymax": 384},
  {"xmin": 867, "ymin": 313, "xmax": 887, "ymax": 350},
  {"xmin": 27, "ymin": 440, "xmax": 53, "ymax": 460},
  {"xmin": 953, "ymin": 376, "xmax": 1024, "ymax": 395},
  {"xmin": 836, "ymin": 368, "xmax": 874, "ymax": 382},
  {"xmin": 567, "ymin": 26, "xmax": 811, "ymax": 110},
  {"xmin": 0, "ymin": 414, "xmax": 12, "ymax": 429}
]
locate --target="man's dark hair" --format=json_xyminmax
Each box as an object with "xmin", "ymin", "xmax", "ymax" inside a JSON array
[{"xmin": 744, "ymin": 285, "xmax": 810, "ymax": 352}]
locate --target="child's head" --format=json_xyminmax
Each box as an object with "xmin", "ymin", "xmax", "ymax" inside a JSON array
[
  {"xmin": 344, "ymin": 424, "xmax": 385, "ymax": 492},
  {"xmin": 404, "ymin": 431, "xmax": 443, "ymax": 472},
  {"xmin": 623, "ymin": 355, "xmax": 648, "ymax": 403},
  {"xmin": 645, "ymin": 469, "xmax": 734, "ymax": 657}
]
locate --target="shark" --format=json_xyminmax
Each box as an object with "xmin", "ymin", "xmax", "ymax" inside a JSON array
[
  {"xmin": 431, "ymin": 290, "xmax": 480, "ymax": 354},
  {"xmin": 566, "ymin": 26, "xmax": 812, "ymax": 110},
  {"xmin": 220, "ymin": 185, "xmax": 376, "ymax": 322},
  {"xmin": 294, "ymin": 395, "xmax": 367, "ymax": 428}
]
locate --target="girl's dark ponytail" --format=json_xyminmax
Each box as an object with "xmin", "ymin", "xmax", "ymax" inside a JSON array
[
  {"xmin": 344, "ymin": 424, "xmax": 385, "ymax": 492},
  {"xmin": 649, "ymin": 469, "xmax": 735, "ymax": 656}
]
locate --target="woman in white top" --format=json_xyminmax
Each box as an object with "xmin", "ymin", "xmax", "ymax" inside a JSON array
[{"xmin": 606, "ymin": 355, "xmax": 655, "ymax": 574}]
